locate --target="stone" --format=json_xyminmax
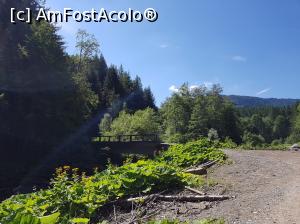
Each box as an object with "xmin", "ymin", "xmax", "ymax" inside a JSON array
[{"xmin": 290, "ymin": 144, "xmax": 300, "ymax": 151}]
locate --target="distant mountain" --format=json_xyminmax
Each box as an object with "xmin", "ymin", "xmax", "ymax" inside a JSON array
[{"xmin": 226, "ymin": 95, "xmax": 300, "ymax": 107}]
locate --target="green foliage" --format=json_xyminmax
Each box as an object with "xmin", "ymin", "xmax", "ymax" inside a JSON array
[
  {"xmin": 70, "ymin": 218, "xmax": 90, "ymax": 224},
  {"xmin": 161, "ymin": 84, "xmax": 241, "ymax": 143},
  {"xmin": 238, "ymin": 137, "xmax": 291, "ymax": 150},
  {"xmin": 104, "ymin": 108, "xmax": 160, "ymax": 137},
  {"xmin": 220, "ymin": 137, "xmax": 238, "ymax": 149},
  {"xmin": 242, "ymin": 131, "xmax": 265, "ymax": 147},
  {"xmin": 0, "ymin": 139, "xmax": 225, "ymax": 223},
  {"xmin": 161, "ymin": 84, "xmax": 193, "ymax": 143},
  {"xmin": 1, "ymin": 212, "xmax": 60, "ymax": 224},
  {"xmin": 158, "ymin": 139, "xmax": 227, "ymax": 168},
  {"xmin": 288, "ymin": 104, "xmax": 300, "ymax": 143},
  {"xmin": 76, "ymin": 29, "xmax": 99, "ymax": 63},
  {"xmin": 0, "ymin": 162, "xmax": 200, "ymax": 223},
  {"xmin": 99, "ymin": 113, "xmax": 112, "ymax": 134},
  {"xmin": 271, "ymin": 138, "xmax": 284, "ymax": 146},
  {"xmin": 0, "ymin": 6, "xmax": 157, "ymax": 199},
  {"xmin": 207, "ymin": 129, "xmax": 219, "ymax": 141},
  {"xmin": 238, "ymin": 105, "xmax": 294, "ymax": 145},
  {"xmin": 39, "ymin": 213, "xmax": 60, "ymax": 224},
  {"xmin": 8, "ymin": 213, "xmax": 41, "ymax": 224}
]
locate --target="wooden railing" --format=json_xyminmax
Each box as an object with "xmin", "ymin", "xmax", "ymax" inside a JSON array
[{"xmin": 93, "ymin": 134, "xmax": 159, "ymax": 143}]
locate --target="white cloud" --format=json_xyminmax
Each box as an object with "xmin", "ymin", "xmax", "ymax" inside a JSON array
[
  {"xmin": 169, "ymin": 83, "xmax": 218, "ymax": 93},
  {"xmin": 169, "ymin": 85, "xmax": 179, "ymax": 92},
  {"xmin": 232, "ymin": 55, "xmax": 247, "ymax": 62},
  {"xmin": 159, "ymin": 44, "xmax": 169, "ymax": 49},
  {"xmin": 189, "ymin": 85, "xmax": 199, "ymax": 90},
  {"xmin": 256, "ymin": 88, "xmax": 271, "ymax": 96},
  {"xmin": 56, "ymin": 21, "xmax": 78, "ymax": 36},
  {"xmin": 204, "ymin": 82, "xmax": 213, "ymax": 88}
]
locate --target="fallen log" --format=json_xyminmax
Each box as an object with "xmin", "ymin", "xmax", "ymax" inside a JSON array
[
  {"xmin": 200, "ymin": 160, "xmax": 217, "ymax": 169},
  {"xmin": 185, "ymin": 161, "xmax": 217, "ymax": 175},
  {"xmin": 127, "ymin": 194, "xmax": 230, "ymax": 203},
  {"xmin": 185, "ymin": 167, "xmax": 207, "ymax": 175}
]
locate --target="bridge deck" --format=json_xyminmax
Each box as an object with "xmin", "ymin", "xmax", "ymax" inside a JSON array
[
  {"xmin": 93, "ymin": 134, "xmax": 160, "ymax": 143},
  {"xmin": 93, "ymin": 134, "xmax": 169, "ymax": 155}
]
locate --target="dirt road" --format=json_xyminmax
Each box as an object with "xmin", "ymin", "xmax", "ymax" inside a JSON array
[
  {"xmin": 201, "ymin": 150, "xmax": 300, "ymax": 224},
  {"xmin": 155, "ymin": 150, "xmax": 300, "ymax": 224}
]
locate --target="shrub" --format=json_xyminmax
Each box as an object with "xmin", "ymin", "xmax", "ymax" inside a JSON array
[
  {"xmin": 218, "ymin": 137, "xmax": 237, "ymax": 149},
  {"xmin": 242, "ymin": 131, "xmax": 265, "ymax": 147},
  {"xmin": 0, "ymin": 162, "xmax": 204, "ymax": 223},
  {"xmin": 158, "ymin": 138, "xmax": 227, "ymax": 167},
  {"xmin": 207, "ymin": 129, "xmax": 219, "ymax": 142},
  {"xmin": 271, "ymin": 139, "xmax": 283, "ymax": 146}
]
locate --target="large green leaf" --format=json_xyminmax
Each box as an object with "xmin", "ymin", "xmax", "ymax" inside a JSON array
[
  {"xmin": 70, "ymin": 217, "xmax": 90, "ymax": 224},
  {"xmin": 11, "ymin": 213, "xmax": 41, "ymax": 224},
  {"xmin": 39, "ymin": 212, "xmax": 60, "ymax": 224}
]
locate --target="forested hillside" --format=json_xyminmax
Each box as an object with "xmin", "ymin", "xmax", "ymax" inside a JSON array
[
  {"xmin": 0, "ymin": 0, "xmax": 156, "ymax": 198},
  {"xmin": 227, "ymin": 95, "xmax": 299, "ymax": 107},
  {"xmin": 100, "ymin": 83, "xmax": 300, "ymax": 147}
]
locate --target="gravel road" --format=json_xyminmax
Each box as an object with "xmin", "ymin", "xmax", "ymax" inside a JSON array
[{"xmin": 154, "ymin": 150, "xmax": 300, "ymax": 224}]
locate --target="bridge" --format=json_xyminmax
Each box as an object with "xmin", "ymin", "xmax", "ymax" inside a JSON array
[{"xmin": 93, "ymin": 134, "xmax": 170, "ymax": 156}]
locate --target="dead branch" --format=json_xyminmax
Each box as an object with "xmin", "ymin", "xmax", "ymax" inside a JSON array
[
  {"xmin": 127, "ymin": 194, "xmax": 231, "ymax": 203},
  {"xmin": 200, "ymin": 160, "xmax": 217, "ymax": 169},
  {"xmin": 184, "ymin": 186, "xmax": 205, "ymax": 195},
  {"xmin": 185, "ymin": 167, "xmax": 207, "ymax": 175},
  {"xmin": 184, "ymin": 161, "xmax": 217, "ymax": 175}
]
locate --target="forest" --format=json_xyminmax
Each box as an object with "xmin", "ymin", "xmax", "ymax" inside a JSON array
[
  {"xmin": 1, "ymin": 0, "xmax": 300, "ymax": 223},
  {"xmin": 99, "ymin": 81, "xmax": 300, "ymax": 147},
  {"xmin": 0, "ymin": 0, "xmax": 156, "ymax": 199},
  {"xmin": 2, "ymin": 0, "xmax": 300, "ymax": 195}
]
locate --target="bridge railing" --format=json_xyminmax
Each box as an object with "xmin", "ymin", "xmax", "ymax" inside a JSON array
[{"xmin": 93, "ymin": 134, "xmax": 159, "ymax": 143}]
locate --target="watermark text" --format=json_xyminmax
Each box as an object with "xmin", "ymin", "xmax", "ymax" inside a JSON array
[{"xmin": 10, "ymin": 8, "xmax": 158, "ymax": 24}]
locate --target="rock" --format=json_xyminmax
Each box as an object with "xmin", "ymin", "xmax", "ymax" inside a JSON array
[{"xmin": 290, "ymin": 144, "xmax": 300, "ymax": 151}]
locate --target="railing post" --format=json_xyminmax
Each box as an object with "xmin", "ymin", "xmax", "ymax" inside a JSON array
[{"xmin": 118, "ymin": 135, "xmax": 121, "ymax": 142}]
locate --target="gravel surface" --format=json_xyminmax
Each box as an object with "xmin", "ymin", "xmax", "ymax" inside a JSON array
[{"xmin": 152, "ymin": 150, "xmax": 300, "ymax": 224}]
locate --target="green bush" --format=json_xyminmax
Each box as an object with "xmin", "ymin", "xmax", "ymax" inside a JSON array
[
  {"xmin": 0, "ymin": 162, "xmax": 204, "ymax": 223},
  {"xmin": 242, "ymin": 131, "xmax": 265, "ymax": 147},
  {"xmin": 219, "ymin": 137, "xmax": 237, "ymax": 149},
  {"xmin": 271, "ymin": 138, "xmax": 283, "ymax": 146},
  {"xmin": 158, "ymin": 138, "xmax": 227, "ymax": 167},
  {"xmin": 207, "ymin": 129, "xmax": 219, "ymax": 141}
]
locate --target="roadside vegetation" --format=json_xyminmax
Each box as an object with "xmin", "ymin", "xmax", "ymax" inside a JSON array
[{"xmin": 0, "ymin": 139, "xmax": 227, "ymax": 224}]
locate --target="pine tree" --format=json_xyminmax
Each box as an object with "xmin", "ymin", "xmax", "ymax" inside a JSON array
[
  {"xmin": 143, "ymin": 87, "xmax": 157, "ymax": 110},
  {"xmin": 188, "ymin": 95, "xmax": 209, "ymax": 140}
]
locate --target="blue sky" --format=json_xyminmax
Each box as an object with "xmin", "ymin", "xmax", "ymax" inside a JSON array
[{"xmin": 47, "ymin": 0, "xmax": 300, "ymax": 105}]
